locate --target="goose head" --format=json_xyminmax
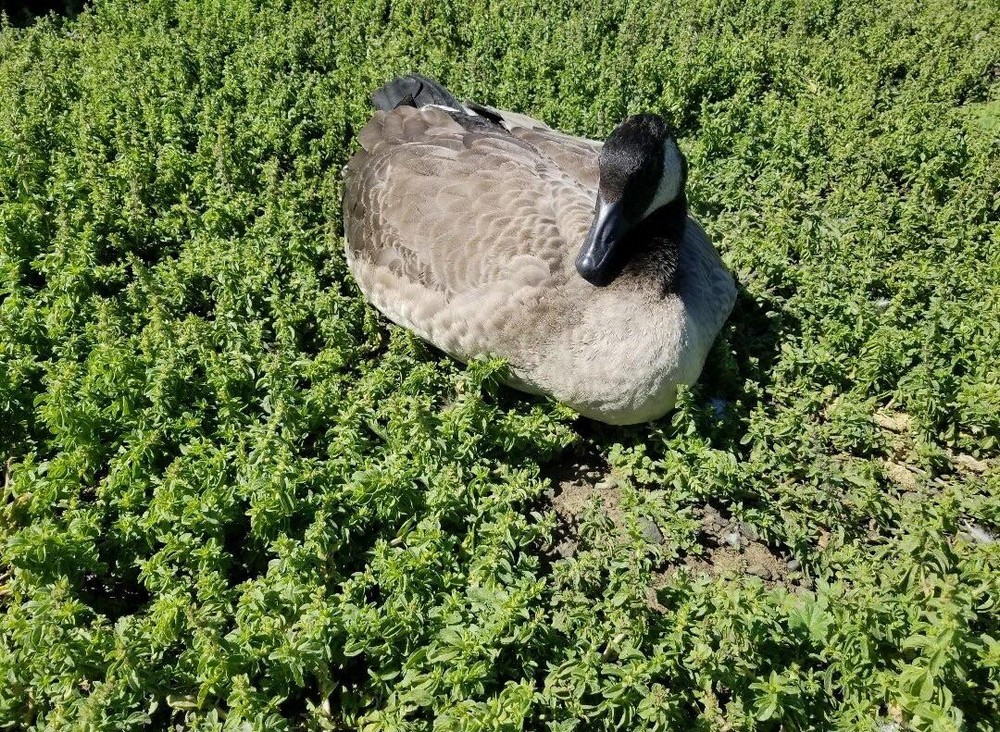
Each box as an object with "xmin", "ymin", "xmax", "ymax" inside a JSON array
[{"xmin": 575, "ymin": 114, "xmax": 687, "ymax": 286}]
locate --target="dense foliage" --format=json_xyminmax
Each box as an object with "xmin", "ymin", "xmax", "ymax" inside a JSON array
[{"xmin": 1, "ymin": 0, "xmax": 998, "ymax": 729}]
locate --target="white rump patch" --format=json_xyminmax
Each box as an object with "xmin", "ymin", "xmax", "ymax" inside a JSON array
[{"xmin": 423, "ymin": 103, "xmax": 480, "ymax": 117}]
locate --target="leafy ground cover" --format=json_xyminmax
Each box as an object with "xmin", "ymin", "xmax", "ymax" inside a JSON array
[{"xmin": 1, "ymin": 0, "xmax": 998, "ymax": 729}]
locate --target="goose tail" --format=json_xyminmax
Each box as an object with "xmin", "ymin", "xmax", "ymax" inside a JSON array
[{"xmin": 372, "ymin": 73, "xmax": 463, "ymax": 112}]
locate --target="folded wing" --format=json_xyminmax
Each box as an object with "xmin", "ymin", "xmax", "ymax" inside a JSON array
[{"xmin": 343, "ymin": 106, "xmax": 596, "ymax": 356}]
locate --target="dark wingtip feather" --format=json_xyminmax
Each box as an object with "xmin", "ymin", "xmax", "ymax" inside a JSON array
[{"xmin": 371, "ymin": 73, "xmax": 462, "ymax": 111}]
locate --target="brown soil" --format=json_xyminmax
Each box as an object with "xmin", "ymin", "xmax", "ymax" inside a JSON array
[
  {"xmin": 669, "ymin": 504, "xmax": 793, "ymax": 577},
  {"xmin": 539, "ymin": 451, "xmax": 802, "ymax": 612},
  {"xmin": 544, "ymin": 457, "xmax": 625, "ymax": 559}
]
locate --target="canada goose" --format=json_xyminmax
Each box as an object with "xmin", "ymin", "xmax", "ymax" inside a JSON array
[{"xmin": 343, "ymin": 74, "xmax": 736, "ymax": 424}]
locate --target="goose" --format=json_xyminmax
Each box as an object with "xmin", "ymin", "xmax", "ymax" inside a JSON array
[{"xmin": 343, "ymin": 74, "xmax": 737, "ymax": 425}]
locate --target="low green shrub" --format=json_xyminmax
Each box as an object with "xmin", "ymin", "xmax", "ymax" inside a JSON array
[{"xmin": 1, "ymin": 0, "xmax": 997, "ymax": 729}]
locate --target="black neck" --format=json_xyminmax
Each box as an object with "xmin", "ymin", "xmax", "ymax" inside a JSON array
[
  {"xmin": 638, "ymin": 192, "xmax": 688, "ymax": 242},
  {"xmin": 621, "ymin": 192, "xmax": 687, "ymax": 292}
]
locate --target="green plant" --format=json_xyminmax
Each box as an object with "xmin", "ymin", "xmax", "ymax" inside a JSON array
[{"xmin": 1, "ymin": 0, "xmax": 997, "ymax": 729}]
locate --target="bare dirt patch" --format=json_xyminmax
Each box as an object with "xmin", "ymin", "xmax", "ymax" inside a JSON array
[
  {"xmin": 539, "ymin": 452, "xmax": 802, "ymax": 611},
  {"xmin": 882, "ymin": 460, "xmax": 921, "ymax": 491},
  {"xmin": 677, "ymin": 505, "xmax": 793, "ymax": 581},
  {"xmin": 543, "ymin": 455, "xmax": 624, "ymax": 559}
]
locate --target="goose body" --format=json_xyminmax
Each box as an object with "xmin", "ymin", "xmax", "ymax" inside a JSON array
[{"xmin": 343, "ymin": 75, "xmax": 736, "ymax": 424}]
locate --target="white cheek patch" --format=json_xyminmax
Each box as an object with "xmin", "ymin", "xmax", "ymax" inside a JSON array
[{"xmin": 642, "ymin": 140, "xmax": 683, "ymax": 218}]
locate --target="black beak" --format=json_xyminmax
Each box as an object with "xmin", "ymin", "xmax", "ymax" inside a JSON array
[{"xmin": 575, "ymin": 200, "xmax": 628, "ymax": 286}]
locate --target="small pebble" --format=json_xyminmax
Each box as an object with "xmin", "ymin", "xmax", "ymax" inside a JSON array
[
  {"xmin": 787, "ymin": 558, "xmax": 802, "ymax": 571},
  {"xmin": 960, "ymin": 521, "xmax": 996, "ymax": 545},
  {"xmin": 638, "ymin": 517, "xmax": 665, "ymax": 545},
  {"xmin": 746, "ymin": 563, "xmax": 772, "ymax": 579},
  {"xmin": 736, "ymin": 521, "xmax": 760, "ymax": 542}
]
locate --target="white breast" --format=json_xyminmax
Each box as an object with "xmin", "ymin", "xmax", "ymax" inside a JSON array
[{"xmin": 506, "ymin": 218, "xmax": 735, "ymax": 424}]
